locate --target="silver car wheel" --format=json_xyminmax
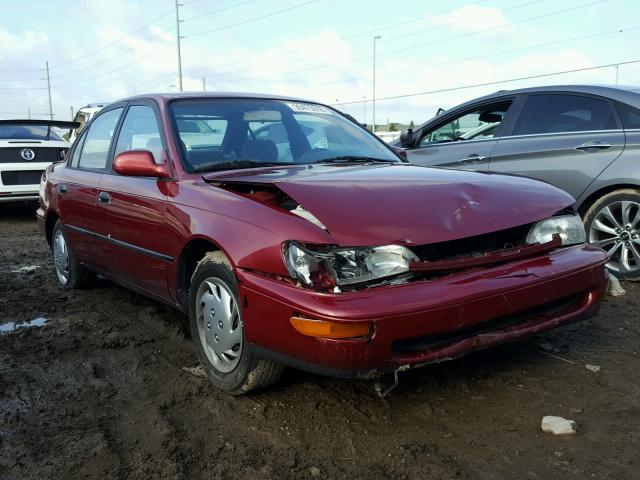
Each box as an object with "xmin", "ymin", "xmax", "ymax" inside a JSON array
[
  {"xmin": 195, "ymin": 277, "xmax": 243, "ymax": 373},
  {"xmin": 53, "ymin": 229, "xmax": 70, "ymax": 285},
  {"xmin": 589, "ymin": 200, "xmax": 640, "ymax": 273}
]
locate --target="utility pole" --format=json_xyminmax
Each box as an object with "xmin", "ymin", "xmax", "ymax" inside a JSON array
[
  {"xmin": 362, "ymin": 96, "xmax": 367, "ymax": 126},
  {"xmin": 202, "ymin": 77, "xmax": 206, "ymax": 91},
  {"xmin": 615, "ymin": 65, "xmax": 620, "ymax": 85},
  {"xmin": 27, "ymin": 106, "xmax": 31, "ymax": 119},
  {"xmin": 45, "ymin": 61, "xmax": 53, "ymax": 120},
  {"xmin": 175, "ymin": 0, "xmax": 183, "ymax": 91},
  {"xmin": 70, "ymin": 106, "xmax": 74, "ymax": 120},
  {"xmin": 372, "ymin": 35, "xmax": 381, "ymax": 133}
]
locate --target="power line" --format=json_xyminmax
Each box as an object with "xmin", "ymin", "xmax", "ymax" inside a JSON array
[
  {"xmin": 49, "ymin": 8, "xmax": 175, "ymax": 70},
  {"xmin": 335, "ymin": 59, "xmax": 640, "ymax": 106},
  {"xmin": 320, "ymin": 25, "xmax": 638, "ymax": 87},
  {"xmin": 173, "ymin": 0, "xmax": 495, "ymax": 78},
  {"xmin": 182, "ymin": 0, "xmax": 261, "ymax": 22},
  {"xmin": 207, "ymin": 0, "xmax": 608, "ymax": 85},
  {"xmin": 184, "ymin": 0, "xmax": 321, "ymax": 38},
  {"xmin": 52, "ymin": 52, "xmax": 157, "ymax": 88}
]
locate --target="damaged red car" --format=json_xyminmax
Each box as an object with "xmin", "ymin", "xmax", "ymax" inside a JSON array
[{"xmin": 37, "ymin": 93, "xmax": 608, "ymax": 394}]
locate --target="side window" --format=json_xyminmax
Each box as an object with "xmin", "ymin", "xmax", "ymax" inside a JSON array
[
  {"xmin": 616, "ymin": 102, "xmax": 640, "ymax": 129},
  {"xmin": 513, "ymin": 94, "xmax": 617, "ymax": 136},
  {"xmin": 419, "ymin": 101, "xmax": 511, "ymax": 146},
  {"xmin": 70, "ymin": 131, "xmax": 87, "ymax": 168},
  {"xmin": 115, "ymin": 105, "xmax": 163, "ymax": 164},
  {"xmin": 77, "ymin": 108, "xmax": 123, "ymax": 170}
]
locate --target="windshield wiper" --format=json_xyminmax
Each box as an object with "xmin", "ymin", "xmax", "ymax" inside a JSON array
[
  {"xmin": 194, "ymin": 160, "xmax": 290, "ymax": 172},
  {"xmin": 312, "ymin": 156, "xmax": 396, "ymax": 165}
]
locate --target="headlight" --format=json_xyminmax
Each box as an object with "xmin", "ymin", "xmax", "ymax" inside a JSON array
[
  {"xmin": 526, "ymin": 214, "xmax": 586, "ymax": 246},
  {"xmin": 284, "ymin": 242, "xmax": 418, "ymax": 289}
]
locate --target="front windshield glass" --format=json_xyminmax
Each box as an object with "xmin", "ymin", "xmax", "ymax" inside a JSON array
[
  {"xmin": 0, "ymin": 124, "xmax": 64, "ymax": 141},
  {"xmin": 170, "ymin": 99, "xmax": 398, "ymax": 172}
]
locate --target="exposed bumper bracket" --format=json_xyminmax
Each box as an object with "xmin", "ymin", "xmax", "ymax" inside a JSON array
[{"xmin": 373, "ymin": 370, "xmax": 399, "ymax": 397}]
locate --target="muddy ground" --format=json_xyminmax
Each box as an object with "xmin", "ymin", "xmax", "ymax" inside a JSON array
[{"xmin": 1, "ymin": 204, "xmax": 639, "ymax": 480}]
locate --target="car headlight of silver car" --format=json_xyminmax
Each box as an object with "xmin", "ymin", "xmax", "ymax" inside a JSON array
[
  {"xmin": 526, "ymin": 214, "xmax": 586, "ymax": 246},
  {"xmin": 284, "ymin": 242, "xmax": 418, "ymax": 289}
]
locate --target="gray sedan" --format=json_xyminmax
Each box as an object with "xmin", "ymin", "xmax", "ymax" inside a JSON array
[{"xmin": 398, "ymin": 85, "xmax": 640, "ymax": 280}]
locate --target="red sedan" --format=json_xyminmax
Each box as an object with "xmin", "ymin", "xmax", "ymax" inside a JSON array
[{"xmin": 38, "ymin": 93, "xmax": 607, "ymax": 394}]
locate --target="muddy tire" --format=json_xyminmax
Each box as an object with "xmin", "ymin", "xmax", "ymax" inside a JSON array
[
  {"xmin": 583, "ymin": 189, "xmax": 640, "ymax": 281},
  {"xmin": 188, "ymin": 251, "xmax": 284, "ymax": 394},
  {"xmin": 51, "ymin": 220, "xmax": 94, "ymax": 289}
]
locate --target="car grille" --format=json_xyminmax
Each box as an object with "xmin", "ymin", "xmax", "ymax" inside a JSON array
[
  {"xmin": 1, "ymin": 170, "xmax": 44, "ymax": 186},
  {"xmin": 0, "ymin": 147, "xmax": 66, "ymax": 163},
  {"xmin": 410, "ymin": 222, "xmax": 534, "ymax": 263}
]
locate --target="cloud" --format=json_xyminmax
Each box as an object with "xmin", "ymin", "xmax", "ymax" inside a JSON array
[{"xmin": 427, "ymin": 5, "xmax": 509, "ymax": 34}]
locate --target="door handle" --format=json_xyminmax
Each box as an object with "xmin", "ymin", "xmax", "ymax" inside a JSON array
[
  {"xmin": 575, "ymin": 141, "xmax": 611, "ymax": 152},
  {"xmin": 459, "ymin": 154, "xmax": 486, "ymax": 163},
  {"xmin": 97, "ymin": 191, "xmax": 111, "ymax": 205},
  {"xmin": 57, "ymin": 184, "xmax": 67, "ymax": 195}
]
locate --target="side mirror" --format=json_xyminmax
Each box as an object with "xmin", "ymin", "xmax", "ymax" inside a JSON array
[
  {"xmin": 113, "ymin": 150, "xmax": 171, "ymax": 178},
  {"xmin": 399, "ymin": 128, "xmax": 414, "ymax": 148}
]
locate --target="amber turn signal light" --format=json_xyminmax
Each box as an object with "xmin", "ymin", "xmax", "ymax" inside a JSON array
[{"xmin": 290, "ymin": 316, "xmax": 372, "ymax": 339}]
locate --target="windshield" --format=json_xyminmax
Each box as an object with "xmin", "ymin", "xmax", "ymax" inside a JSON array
[
  {"xmin": 170, "ymin": 99, "xmax": 398, "ymax": 172},
  {"xmin": 0, "ymin": 124, "xmax": 64, "ymax": 141}
]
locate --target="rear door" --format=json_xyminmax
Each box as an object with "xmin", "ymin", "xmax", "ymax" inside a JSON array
[
  {"xmin": 98, "ymin": 102, "xmax": 171, "ymax": 298},
  {"xmin": 58, "ymin": 107, "xmax": 124, "ymax": 270},
  {"xmin": 404, "ymin": 98, "xmax": 517, "ymax": 170},
  {"xmin": 489, "ymin": 93, "xmax": 625, "ymax": 200}
]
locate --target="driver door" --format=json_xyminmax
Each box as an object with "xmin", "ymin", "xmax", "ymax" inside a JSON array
[{"xmin": 405, "ymin": 99, "xmax": 516, "ymax": 170}]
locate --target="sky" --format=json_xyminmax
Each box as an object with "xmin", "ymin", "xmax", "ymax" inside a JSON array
[{"xmin": 1, "ymin": 0, "xmax": 640, "ymax": 125}]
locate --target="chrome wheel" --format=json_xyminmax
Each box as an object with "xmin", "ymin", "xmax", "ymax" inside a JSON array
[
  {"xmin": 195, "ymin": 277, "xmax": 243, "ymax": 373},
  {"xmin": 53, "ymin": 229, "xmax": 70, "ymax": 285},
  {"xmin": 589, "ymin": 200, "xmax": 640, "ymax": 273}
]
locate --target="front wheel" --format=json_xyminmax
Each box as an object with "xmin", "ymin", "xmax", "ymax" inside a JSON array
[
  {"xmin": 584, "ymin": 189, "xmax": 640, "ymax": 281},
  {"xmin": 188, "ymin": 252, "xmax": 284, "ymax": 394}
]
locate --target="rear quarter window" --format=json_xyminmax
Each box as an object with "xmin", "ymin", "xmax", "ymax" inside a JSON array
[
  {"xmin": 513, "ymin": 94, "xmax": 617, "ymax": 135},
  {"xmin": 616, "ymin": 102, "xmax": 640, "ymax": 129}
]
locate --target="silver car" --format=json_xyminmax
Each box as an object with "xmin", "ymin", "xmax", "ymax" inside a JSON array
[{"xmin": 398, "ymin": 85, "xmax": 640, "ymax": 280}]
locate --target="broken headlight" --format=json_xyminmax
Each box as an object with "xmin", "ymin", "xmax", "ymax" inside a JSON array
[
  {"xmin": 526, "ymin": 214, "xmax": 586, "ymax": 246},
  {"xmin": 284, "ymin": 242, "xmax": 418, "ymax": 289}
]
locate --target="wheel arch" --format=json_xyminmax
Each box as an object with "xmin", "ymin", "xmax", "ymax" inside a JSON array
[
  {"xmin": 45, "ymin": 210, "xmax": 60, "ymax": 247},
  {"xmin": 176, "ymin": 236, "xmax": 233, "ymax": 310},
  {"xmin": 577, "ymin": 183, "xmax": 640, "ymax": 217}
]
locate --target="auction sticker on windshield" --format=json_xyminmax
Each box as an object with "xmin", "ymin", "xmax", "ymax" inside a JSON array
[{"xmin": 286, "ymin": 102, "xmax": 334, "ymax": 114}]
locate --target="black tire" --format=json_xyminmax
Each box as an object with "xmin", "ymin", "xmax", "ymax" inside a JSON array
[
  {"xmin": 583, "ymin": 188, "xmax": 640, "ymax": 281},
  {"xmin": 51, "ymin": 220, "xmax": 94, "ymax": 289},
  {"xmin": 188, "ymin": 251, "xmax": 284, "ymax": 394}
]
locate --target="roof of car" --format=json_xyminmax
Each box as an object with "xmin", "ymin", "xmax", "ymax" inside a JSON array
[
  {"xmin": 116, "ymin": 91, "xmax": 319, "ymax": 104},
  {"xmin": 455, "ymin": 84, "xmax": 640, "ymax": 110}
]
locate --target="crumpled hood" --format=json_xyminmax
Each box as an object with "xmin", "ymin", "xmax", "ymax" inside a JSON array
[{"xmin": 205, "ymin": 164, "xmax": 575, "ymax": 246}]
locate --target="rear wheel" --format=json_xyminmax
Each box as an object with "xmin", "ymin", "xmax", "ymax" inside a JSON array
[
  {"xmin": 188, "ymin": 252, "xmax": 284, "ymax": 394},
  {"xmin": 51, "ymin": 220, "xmax": 94, "ymax": 289},
  {"xmin": 584, "ymin": 189, "xmax": 640, "ymax": 281}
]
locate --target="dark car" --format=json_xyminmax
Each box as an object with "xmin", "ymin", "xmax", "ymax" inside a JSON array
[
  {"xmin": 38, "ymin": 93, "xmax": 606, "ymax": 394},
  {"xmin": 397, "ymin": 85, "xmax": 640, "ymax": 280}
]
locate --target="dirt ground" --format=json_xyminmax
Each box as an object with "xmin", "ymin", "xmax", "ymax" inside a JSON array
[{"xmin": 1, "ymin": 204, "xmax": 639, "ymax": 480}]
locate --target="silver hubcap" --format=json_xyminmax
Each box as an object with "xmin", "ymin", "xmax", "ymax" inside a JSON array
[
  {"xmin": 53, "ymin": 230, "xmax": 70, "ymax": 285},
  {"xmin": 195, "ymin": 278, "xmax": 243, "ymax": 373},
  {"xmin": 589, "ymin": 200, "xmax": 640, "ymax": 273}
]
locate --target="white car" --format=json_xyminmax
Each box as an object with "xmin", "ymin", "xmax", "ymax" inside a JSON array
[
  {"xmin": 69, "ymin": 103, "xmax": 105, "ymax": 143},
  {"xmin": 0, "ymin": 120, "xmax": 77, "ymax": 203}
]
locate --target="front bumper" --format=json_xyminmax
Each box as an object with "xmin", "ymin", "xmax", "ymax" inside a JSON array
[
  {"xmin": 237, "ymin": 244, "xmax": 607, "ymax": 377},
  {"xmin": 0, "ymin": 193, "xmax": 39, "ymax": 203}
]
